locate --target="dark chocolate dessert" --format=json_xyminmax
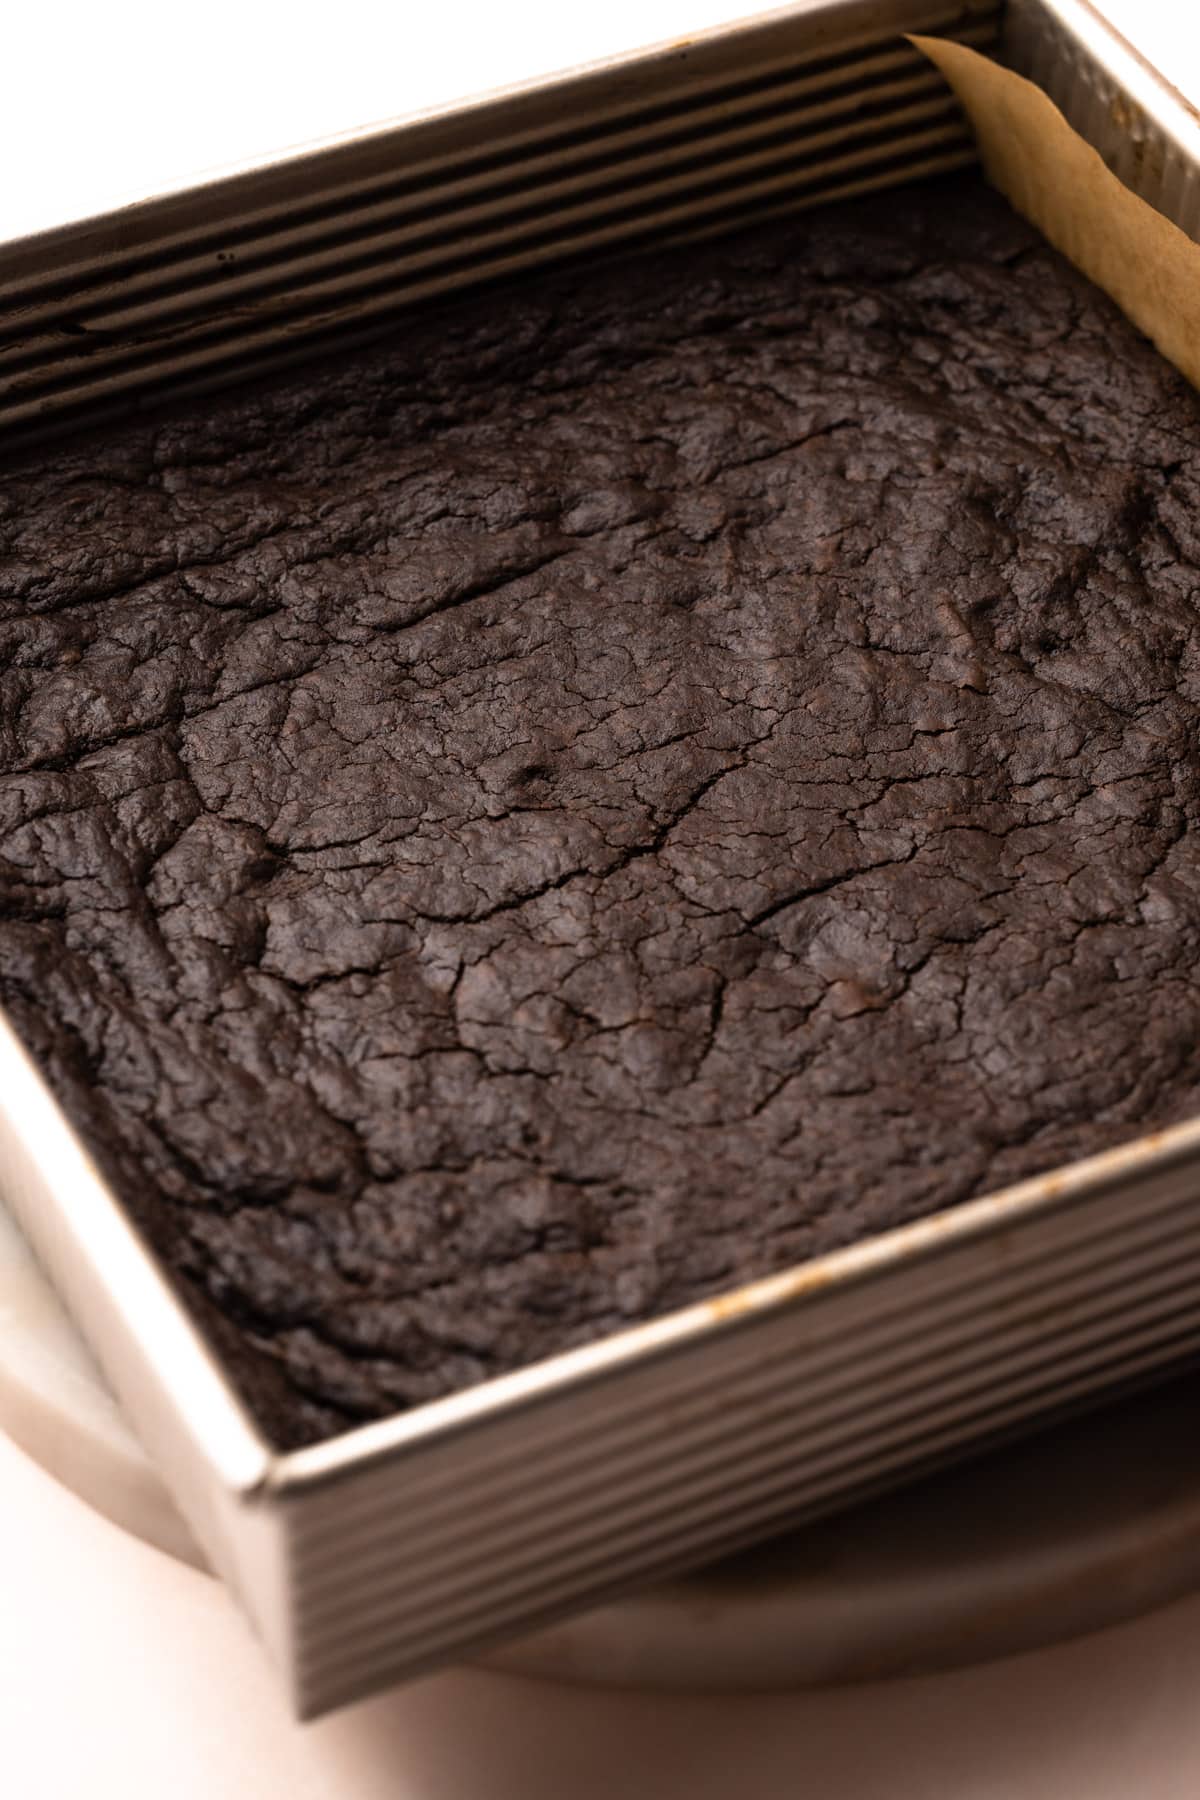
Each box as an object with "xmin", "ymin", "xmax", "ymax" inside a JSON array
[{"xmin": 3, "ymin": 172, "xmax": 1200, "ymax": 1448}]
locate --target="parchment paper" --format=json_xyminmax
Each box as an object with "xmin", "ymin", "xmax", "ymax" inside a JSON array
[{"xmin": 912, "ymin": 35, "xmax": 1200, "ymax": 391}]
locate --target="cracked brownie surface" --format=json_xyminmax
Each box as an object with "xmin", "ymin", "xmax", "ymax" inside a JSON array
[{"xmin": 4, "ymin": 173, "xmax": 1200, "ymax": 1447}]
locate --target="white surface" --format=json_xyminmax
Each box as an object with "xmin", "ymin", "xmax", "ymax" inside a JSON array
[{"xmin": 3, "ymin": 1423, "xmax": 1200, "ymax": 1799}]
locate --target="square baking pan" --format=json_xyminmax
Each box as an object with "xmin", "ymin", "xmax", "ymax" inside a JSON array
[{"xmin": 5, "ymin": 0, "xmax": 1200, "ymax": 1719}]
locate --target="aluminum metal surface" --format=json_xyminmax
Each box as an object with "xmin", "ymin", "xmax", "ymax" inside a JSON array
[
  {"xmin": 2, "ymin": 0, "xmax": 1200, "ymax": 1719},
  {"xmin": 1004, "ymin": 0, "xmax": 1200, "ymax": 241}
]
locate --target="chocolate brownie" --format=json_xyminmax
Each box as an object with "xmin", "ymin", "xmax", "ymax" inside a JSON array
[{"xmin": 4, "ymin": 172, "xmax": 1200, "ymax": 1448}]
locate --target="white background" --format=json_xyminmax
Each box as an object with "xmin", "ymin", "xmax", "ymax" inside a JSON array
[
  {"xmin": 5, "ymin": 2, "xmax": 1200, "ymax": 1794},
  {"xmin": 6, "ymin": 1421, "xmax": 1200, "ymax": 1800}
]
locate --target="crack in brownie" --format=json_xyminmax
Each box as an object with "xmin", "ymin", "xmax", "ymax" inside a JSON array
[{"xmin": 3, "ymin": 173, "xmax": 1200, "ymax": 1447}]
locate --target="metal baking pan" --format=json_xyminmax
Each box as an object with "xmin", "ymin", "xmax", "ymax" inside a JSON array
[
  {"xmin": 2, "ymin": 0, "xmax": 1002, "ymax": 436},
  {"xmin": 3, "ymin": 0, "xmax": 1200, "ymax": 1719}
]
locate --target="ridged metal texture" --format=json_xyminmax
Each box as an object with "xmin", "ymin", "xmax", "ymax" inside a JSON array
[
  {"xmin": 276, "ymin": 1129, "xmax": 1200, "ymax": 1713},
  {"xmin": 0, "ymin": 1, "xmax": 1000, "ymax": 436},
  {"xmin": 1005, "ymin": 0, "xmax": 1200, "ymax": 241},
  {"xmin": 2, "ymin": 0, "xmax": 1200, "ymax": 1722}
]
